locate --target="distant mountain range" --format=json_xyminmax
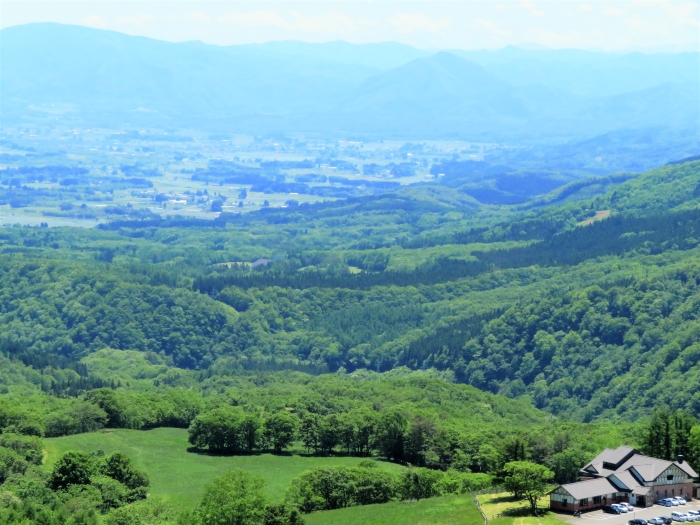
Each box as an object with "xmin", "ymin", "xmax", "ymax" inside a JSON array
[{"xmin": 1, "ymin": 23, "xmax": 698, "ymax": 142}]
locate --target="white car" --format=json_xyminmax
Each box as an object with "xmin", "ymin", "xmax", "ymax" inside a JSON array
[
  {"xmin": 676, "ymin": 498, "xmax": 687, "ymax": 505},
  {"xmin": 671, "ymin": 511, "xmax": 687, "ymax": 522},
  {"xmin": 613, "ymin": 504, "xmax": 629, "ymax": 513},
  {"xmin": 686, "ymin": 513, "xmax": 700, "ymax": 523},
  {"xmin": 620, "ymin": 503, "xmax": 634, "ymax": 512},
  {"xmin": 670, "ymin": 499, "xmax": 681, "ymax": 506}
]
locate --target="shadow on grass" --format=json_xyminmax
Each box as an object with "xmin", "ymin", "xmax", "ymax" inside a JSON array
[
  {"xmin": 487, "ymin": 495, "xmax": 522, "ymax": 505},
  {"xmin": 186, "ymin": 447, "xmax": 290, "ymax": 457},
  {"xmin": 500, "ymin": 506, "xmax": 551, "ymax": 518},
  {"xmin": 185, "ymin": 447, "xmax": 396, "ymax": 463}
]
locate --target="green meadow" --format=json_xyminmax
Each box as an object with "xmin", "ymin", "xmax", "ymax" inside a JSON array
[
  {"xmin": 305, "ymin": 494, "xmax": 481, "ymax": 525},
  {"xmin": 43, "ymin": 428, "xmax": 404, "ymax": 506}
]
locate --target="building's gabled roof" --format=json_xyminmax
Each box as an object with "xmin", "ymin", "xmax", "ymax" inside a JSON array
[
  {"xmin": 676, "ymin": 462, "xmax": 699, "ymax": 479},
  {"xmin": 583, "ymin": 463, "xmax": 609, "ymax": 476},
  {"xmin": 632, "ymin": 486, "xmax": 653, "ymax": 496},
  {"xmin": 582, "ymin": 446, "xmax": 636, "ymax": 473},
  {"xmin": 559, "ymin": 478, "xmax": 618, "ymax": 501},
  {"xmin": 627, "ymin": 460, "xmax": 672, "ymax": 482},
  {"xmin": 609, "ymin": 471, "xmax": 641, "ymax": 491},
  {"xmin": 620, "ymin": 455, "xmax": 697, "ymax": 482},
  {"xmin": 582, "ymin": 447, "xmax": 698, "ymax": 483}
]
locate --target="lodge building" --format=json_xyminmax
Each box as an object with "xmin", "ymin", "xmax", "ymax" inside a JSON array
[{"xmin": 549, "ymin": 446, "xmax": 698, "ymax": 513}]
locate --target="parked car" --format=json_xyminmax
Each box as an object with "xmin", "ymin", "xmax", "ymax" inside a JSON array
[
  {"xmin": 671, "ymin": 511, "xmax": 687, "ymax": 522},
  {"xmin": 648, "ymin": 519, "xmax": 665, "ymax": 525},
  {"xmin": 687, "ymin": 511, "xmax": 700, "ymax": 519},
  {"xmin": 629, "ymin": 519, "xmax": 648, "ymax": 525},
  {"xmin": 621, "ymin": 503, "xmax": 635, "ymax": 511},
  {"xmin": 659, "ymin": 517, "xmax": 673, "ymax": 524},
  {"xmin": 670, "ymin": 499, "xmax": 681, "ymax": 506},
  {"xmin": 677, "ymin": 498, "xmax": 687, "ymax": 505},
  {"xmin": 615, "ymin": 504, "xmax": 630, "ymax": 513},
  {"xmin": 685, "ymin": 513, "xmax": 699, "ymax": 523},
  {"xmin": 659, "ymin": 500, "xmax": 674, "ymax": 507},
  {"xmin": 604, "ymin": 505, "xmax": 623, "ymax": 514}
]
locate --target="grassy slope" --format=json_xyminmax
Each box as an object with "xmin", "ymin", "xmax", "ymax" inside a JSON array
[
  {"xmin": 43, "ymin": 428, "xmax": 404, "ymax": 506},
  {"xmin": 489, "ymin": 513, "xmax": 568, "ymax": 525},
  {"xmin": 305, "ymin": 494, "xmax": 481, "ymax": 525}
]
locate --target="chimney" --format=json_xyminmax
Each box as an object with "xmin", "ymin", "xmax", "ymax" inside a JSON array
[{"xmin": 677, "ymin": 454, "xmax": 684, "ymax": 464}]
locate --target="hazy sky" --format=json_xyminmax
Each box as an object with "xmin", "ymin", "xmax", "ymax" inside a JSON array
[{"xmin": 2, "ymin": 1, "xmax": 699, "ymax": 51}]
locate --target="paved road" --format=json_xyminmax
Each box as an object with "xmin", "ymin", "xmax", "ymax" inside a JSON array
[{"xmin": 559, "ymin": 501, "xmax": 700, "ymax": 525}]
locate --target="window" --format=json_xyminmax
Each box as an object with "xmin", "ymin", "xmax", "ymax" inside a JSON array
[
  {"xmin": 593, "ymin": 496, "xmax": 601, "ymax": 504},
  {"xmin": 668, "ymin": 475, "xmax": 674, "ymax": 481},
  {"xmin": 581, "ymin": 499, "xmax": 589, "ymax": 507}
]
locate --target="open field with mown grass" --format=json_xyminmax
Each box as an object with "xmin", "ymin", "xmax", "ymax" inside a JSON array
[
  {"xmin": 44, "ymin": 427, "xmax": 404, "ymax": 506},
  {"xmin": 305, "ymin": 494, "xmax": 481, "ymax": 525}
]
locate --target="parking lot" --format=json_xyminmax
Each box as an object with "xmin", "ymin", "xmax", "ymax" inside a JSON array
[{"xmin": 559, "ymin": 502, "xmax": 700, "ymax": 525}]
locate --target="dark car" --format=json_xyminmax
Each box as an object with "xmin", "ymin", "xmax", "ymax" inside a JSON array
[
  {"xmin": 628, "ymin": 520, "xmax": 648, "ymax": 525},
  {"xmin": 659, "ymin": 518, "xmax": 673, "ymax": 525},
  {"xmin": 603, "ymin": 505, "xmax": 622, "ymax": 514}
]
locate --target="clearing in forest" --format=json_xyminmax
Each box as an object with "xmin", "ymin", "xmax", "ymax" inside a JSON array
[{"xmin": 577, "ymin": 209, "xmax": 611, "ymax": 226}]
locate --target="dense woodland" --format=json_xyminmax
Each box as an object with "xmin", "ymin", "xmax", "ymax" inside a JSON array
[{"xmin": 1, "ymin": 159, "xmax": 700, "ymax": 523}]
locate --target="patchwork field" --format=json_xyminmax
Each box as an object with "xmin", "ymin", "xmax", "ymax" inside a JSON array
[{"xmin": 43, "ymin": 427, "xmax": 404, "ymax": 506}]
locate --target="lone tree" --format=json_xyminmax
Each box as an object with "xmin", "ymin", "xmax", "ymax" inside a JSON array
[{"xmin": 503, "ymin": 461, "xmax": 554, "ymax": 515}]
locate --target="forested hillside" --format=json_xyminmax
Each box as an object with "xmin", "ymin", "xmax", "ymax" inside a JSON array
[
  {"xmin": 1, "ymin": 160, "xmax": 700, "ymax": 422},
  {"xmin": 1, "ymin": 158, "xmax": 700, "ymax": 524}
]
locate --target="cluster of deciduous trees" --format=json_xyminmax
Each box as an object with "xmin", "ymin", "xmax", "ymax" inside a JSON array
[
  {"xmin": 187, "ymin": 406, "xmax": 459, "ymax": 465},
  {"xmin": 0, "ymin": 432, "xmax": 148, "ymax": 525},
  {"xmin": 286, "ymin": 463, "xmax": 491, "ymax": 513},
  {"xmin": 187, "ymin": 407, "xmax": 297, "ymax": 454},
  {"xmin": 179, "ymin": 470, "xmax": 304, "ymax": 525}
]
